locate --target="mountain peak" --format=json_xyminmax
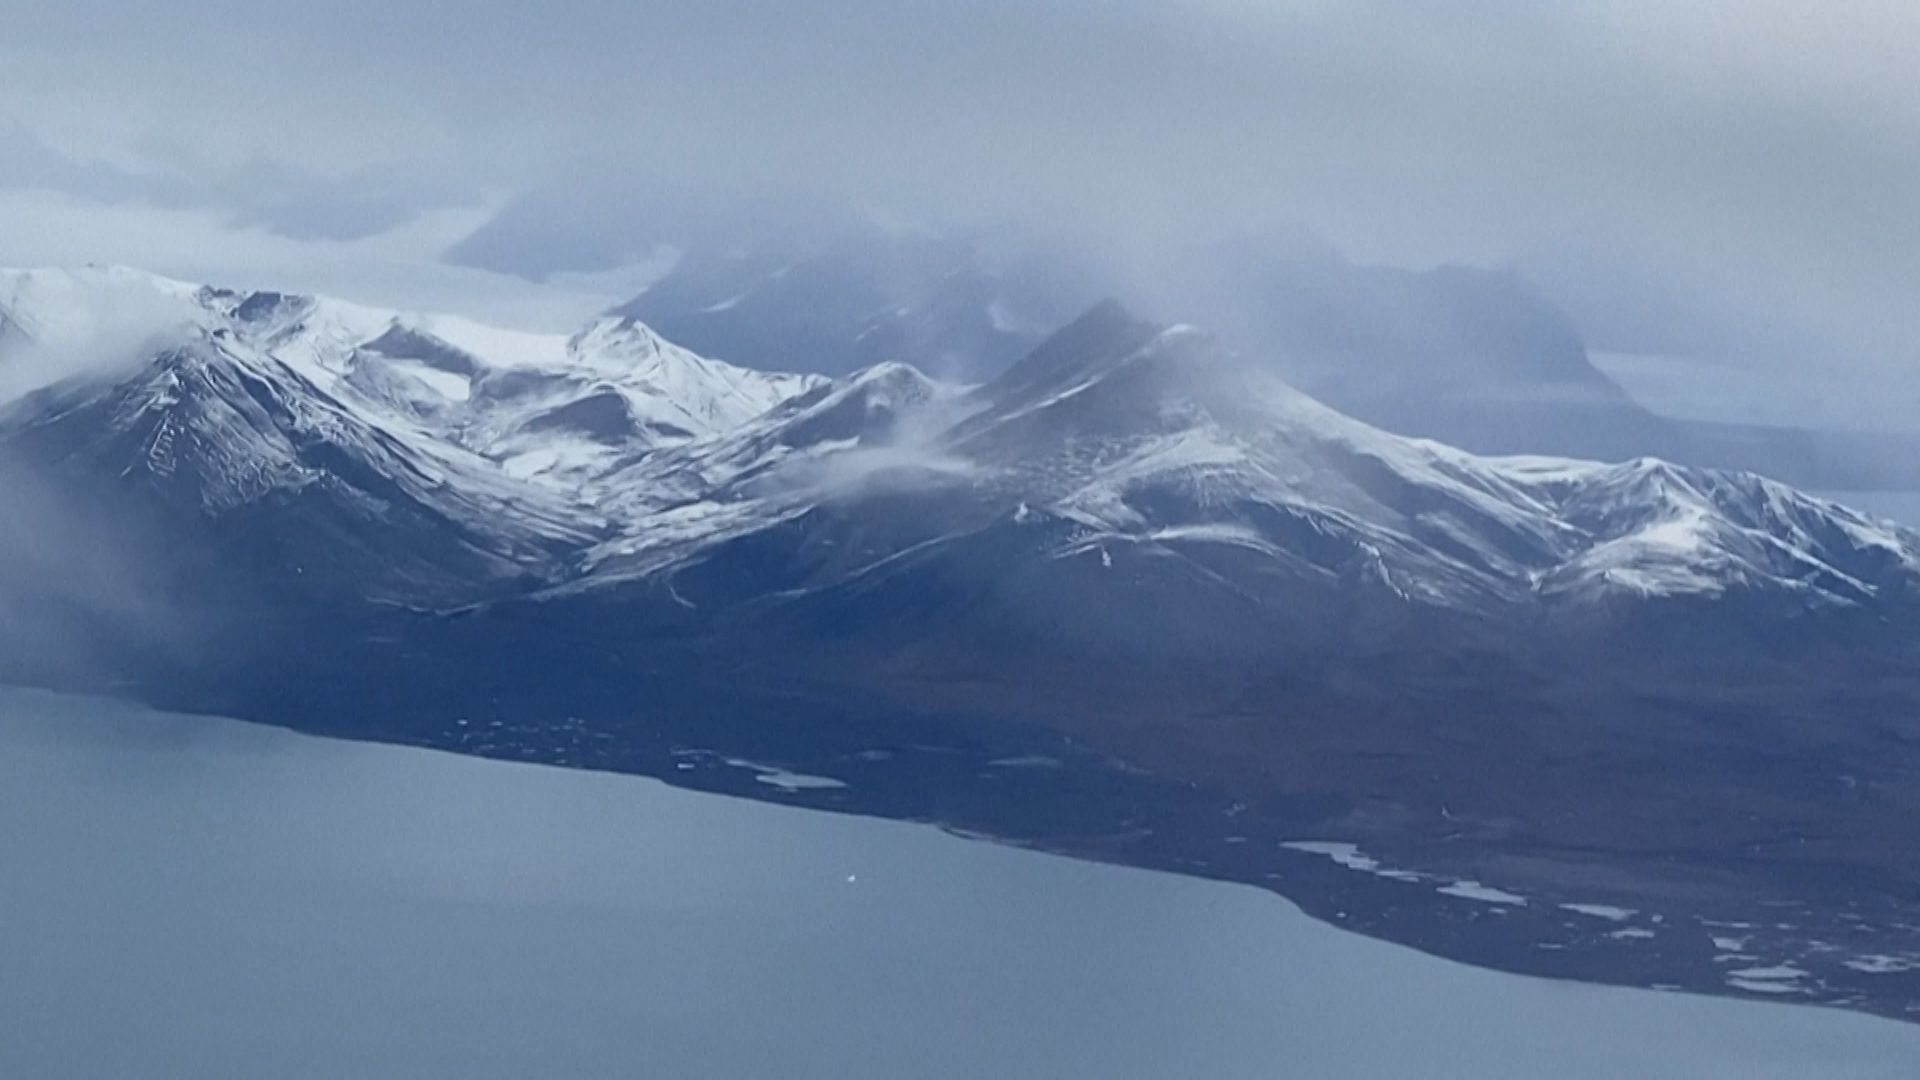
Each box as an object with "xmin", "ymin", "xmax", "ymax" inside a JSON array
[
  {"xmin": 977, "ymin": 299, "xmax": 1167, "ymax": 407},
  {"xmin": 567, "ymin": 315, "xmax": 671, "ymax": 368},
  {"xmin": 1059, "ymin": 297, "xmax": 1158, "ymax": 343}
]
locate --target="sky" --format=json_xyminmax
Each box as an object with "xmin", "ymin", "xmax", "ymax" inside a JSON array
[{"xmin": 2, "ymin": 0, "xmax": 1917, "ymax": 427}]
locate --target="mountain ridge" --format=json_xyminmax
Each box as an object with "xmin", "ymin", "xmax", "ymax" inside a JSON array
[
  {"xmin": 5, "ymin": 268, "xmax": 1917, "ymax": 620},
  {"xmin": 6, "ymin": 266, "xmax": 1920, "ymax": 1020},
  {"xmin": 592, "ymin": 227, "xmax": 1920, "ymax": 492}
]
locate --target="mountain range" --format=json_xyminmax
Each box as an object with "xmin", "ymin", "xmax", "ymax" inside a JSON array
[
  {"xmin": 9, "ymin": 267, "xmax": 1917, "ymax": 630},
  {"xmin": 3, "ymin": 265, "xmax": 1919, "ymax": 1019},
  {"xmin": 608, "ymin": 224, "xmax": 1920, "ymax": 491}
]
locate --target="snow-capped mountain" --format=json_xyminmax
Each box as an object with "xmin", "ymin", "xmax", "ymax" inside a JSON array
[
  {"xmin": 5, "ymin": 268, "xmax": 1918, "ymax": 623},
  {"xmin": 594, "ymin": 221, "xmax": 1920, "ymax": 492},
  {"xmin": 607, "ymin": 226, "xmax": 1099, "ymax": 380},
  {"xmin": 0, "ymin": 267, "xmax": 824, "ymax": 602},
  {"xmin": 10, "ymin": 267, "xmax": 1920, "ymax": 1022},
  {"xmin": 0, "ymin": 266, "xmax": 822, "ymax": 459},
  {"xmin": 555, "ymin": 302, "xmax": 1920, "ymax": 641}
]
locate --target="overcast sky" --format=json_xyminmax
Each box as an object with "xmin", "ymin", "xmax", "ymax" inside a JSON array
[{"xmin": 3, "ymin": 1, "xmax": 1917, "ymax": 426}]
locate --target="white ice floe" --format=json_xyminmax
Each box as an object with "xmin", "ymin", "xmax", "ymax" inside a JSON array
[
  {"xmin": 1280, "ymin": 841, "xmax": 1425, "ymax": 883},
  {"xmin": 1844, "ymin": 955, "xmax": 1920, "ymax": 975},
  {"xmin": 722, "ymin": 758, "xmax": 849, "ymax": 792},
  {"xmin": 1438, "ymin": 881, "xmax": 1528, "ymax": 906},
  {"xmin": 987, "ymin": 755, "xmax": 1062, "ymax": 768},
  {"xmin": 1561, "ymin": 903, "xmax": 1637, "ymax": 922},
  {"xmin": 1726, "ymin": 966, "xmax": 1810, "ymax": 996}
]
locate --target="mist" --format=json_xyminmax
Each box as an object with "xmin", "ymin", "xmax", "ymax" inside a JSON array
[
  {"xmin": 2, "ymin": 1, "xmax": 1917, "ymax": 430},
  {"xmin": 0, "ymin": 460, "xmax": 188, "ymax": 687},
  {"xmin": 0, "ymin": 270, "xmax": 203, "ymax": 405}
]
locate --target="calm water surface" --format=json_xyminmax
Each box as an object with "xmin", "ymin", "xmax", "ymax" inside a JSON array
[{"xmin": 3, "ymin": 687, "xmax": 1917, "ymax": 1079}]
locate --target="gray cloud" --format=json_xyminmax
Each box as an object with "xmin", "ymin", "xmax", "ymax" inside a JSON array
[
  {"xmin": 2, "ymin": 0, "xmax": 1917, "ymax": 425},
  {"xmin": 0, "ymin": 124, "xmax": 467, "ymax": 243}
]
